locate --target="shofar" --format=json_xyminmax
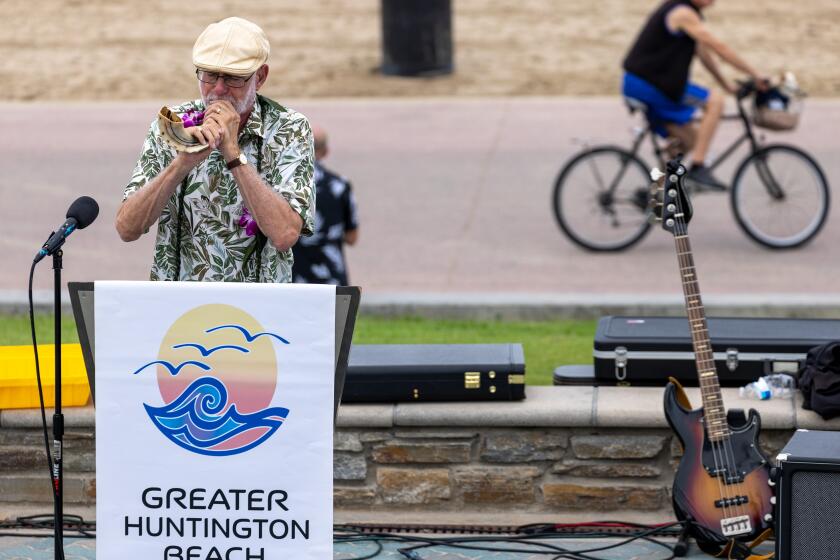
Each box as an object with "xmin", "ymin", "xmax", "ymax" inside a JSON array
[{"xmin": 157, "ymin": 107, "xmax": 207, "ymax": 153}]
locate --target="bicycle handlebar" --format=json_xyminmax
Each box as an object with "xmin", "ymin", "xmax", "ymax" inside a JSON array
[{"xmin": 734, "ymin": 78, "xmax": 775, "ymax": 100}]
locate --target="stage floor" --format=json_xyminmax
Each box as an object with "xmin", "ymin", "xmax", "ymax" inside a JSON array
[{"xmin": 0, "ymin": 536, "xmax": 775, "ymax": 559}]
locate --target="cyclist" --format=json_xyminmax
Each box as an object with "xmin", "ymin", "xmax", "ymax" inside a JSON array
[{"xmin": 622, "ymin": 0, "xmax": 768, "ymax": 190}]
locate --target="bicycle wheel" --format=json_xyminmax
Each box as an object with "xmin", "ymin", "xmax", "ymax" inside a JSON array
[
  {"xmin": 731, "ymin": 144, "xmax": 830, "ymax": 249},
  {"xmin": 552, "ymin": 146, "xmax": 653, "ymax": 251}
]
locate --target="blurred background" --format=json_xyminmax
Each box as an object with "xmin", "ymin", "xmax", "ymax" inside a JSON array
[
  {"xmin": 3, "ymin": 0, "xmax": 839, "ymax": 100},
  {"xmin": 1, "ymin": 0, "xmax": 838, "ymax": 300}
]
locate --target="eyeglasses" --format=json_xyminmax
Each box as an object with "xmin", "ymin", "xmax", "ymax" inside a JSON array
[{"xmin": 195, "ymin": 69, "xmax": 254, "ymax": 88}]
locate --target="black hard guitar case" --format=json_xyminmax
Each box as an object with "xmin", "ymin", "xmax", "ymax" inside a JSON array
[
  {"xmin": 594, "ymin": 315, "xmax": 840, "ymax": 386},
  {"xmin": 342, "ymin": 343, "xmax": 526, "ymax": 403}
]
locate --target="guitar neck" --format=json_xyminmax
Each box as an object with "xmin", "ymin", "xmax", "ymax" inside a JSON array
[{"xmin": 674, "ymin": 233, "xmax": 729, "ymax": 441}]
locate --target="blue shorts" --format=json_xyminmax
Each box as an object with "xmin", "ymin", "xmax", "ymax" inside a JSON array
[{"xmin": 622, "ymin": 72, "xmax": 709, "ymax": 137}]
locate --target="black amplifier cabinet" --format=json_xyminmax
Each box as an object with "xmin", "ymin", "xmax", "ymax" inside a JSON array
[
  {"xmin": 775, "ymin": 429, "xmax": 840, "ymax": 560},
  {"xmin": 594, "ymin": 316, "xmax": 840, "ymax": 386},
  {"xmin": 342, "ymin": 344, "xmax": 525, "ymax": 403}
]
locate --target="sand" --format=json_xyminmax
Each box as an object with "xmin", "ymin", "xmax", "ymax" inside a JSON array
[{"xmin": 2, "ymin": 0, "xmax": 838, "ymax": 102}]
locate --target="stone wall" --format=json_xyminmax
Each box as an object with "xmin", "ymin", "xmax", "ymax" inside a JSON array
[
  {"xmin": 332, "ymin": 426, "xmax": 793, "ymax": 515},
  {"xmin": 0, "ymin": 423, "xmax": 794, "ymax": 518},
  {"xmin": 0, "ymin": 426, "xmax": 95, "ymax": 507},
  {"xmin": 0, "ymin": 385, "xmax": 835, "ymax": 520}
]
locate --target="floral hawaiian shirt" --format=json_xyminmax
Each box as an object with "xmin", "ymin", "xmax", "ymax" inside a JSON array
[{"xmin": 124, "ymin": 94, "xmax": 315, "ymax": 282}]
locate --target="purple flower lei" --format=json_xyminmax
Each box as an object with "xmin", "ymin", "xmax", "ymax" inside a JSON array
[
  {"xmin": 181, "ymin": 109, "xmax": 205, "ymax": 128},
  {"xmin": 238, "ymin": 207, "xmax": 262, "ymax": 237}
]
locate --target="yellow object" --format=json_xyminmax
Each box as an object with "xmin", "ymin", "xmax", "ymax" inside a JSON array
[{"xmin": 0, "ymin": 344, "xmax": 90, "ymax": 409}]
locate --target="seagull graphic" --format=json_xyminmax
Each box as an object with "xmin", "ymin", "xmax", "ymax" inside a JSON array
[
  {"xmin": 205, "ymin": 325, "xmax": 290, "ymax": 344},
  {"xmin": 132, "ymin": 360, "xmax": 211, "ymax": 376},
  {"xmin": 172, "ymin": 343, "xmax": 250, "ymax": 356}
]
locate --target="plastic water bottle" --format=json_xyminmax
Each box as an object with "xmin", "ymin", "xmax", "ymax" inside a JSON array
[
  {"xmin": 740, "ymin": 377, "xmax": 772, "ymax": 400},
  {"xmin": 766, "ymin": 373, "xmax": 796, "ymax": 399},
  {"xmin": 739, "ymin": 374, "xmax": 796, "ymax": 400}
]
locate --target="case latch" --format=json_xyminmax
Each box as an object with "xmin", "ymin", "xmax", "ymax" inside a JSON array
[
  {"xmin": 726, "ymin": 348, "xmax": 739, "ymax": 372},
  {"xmin": 614, "ymin": 346, "xmax": 628, "ymax": 381},
  {"xmin": 464, "ymin": 372, "xmax": 481, "ymax": 389}
]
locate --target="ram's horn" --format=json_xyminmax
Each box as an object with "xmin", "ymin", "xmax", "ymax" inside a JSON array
[{"xmin": 157, "ymin": 106, "xmax": 207, "ymax": 153}]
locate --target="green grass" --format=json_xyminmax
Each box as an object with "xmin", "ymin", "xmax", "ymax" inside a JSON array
[
  {"xmin": 352, "ymin": 316, "xmax": 596, "ymax": 385},
  {"xmin": 0, "ymin": 314, "xmax": 79, "ymax": 346},
  {"xmin": 0, "ymin": 314, "xmax": 596, "ymax": 385}
]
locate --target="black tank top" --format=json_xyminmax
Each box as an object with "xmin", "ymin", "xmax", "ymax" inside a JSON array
[{"xmin": 623, "ymin": 0, "xmax": 701, "ymax": 101}]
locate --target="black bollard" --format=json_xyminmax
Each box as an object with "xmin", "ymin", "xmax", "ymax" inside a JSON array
[{"xmin": 381, "ymin": 0, "xmax": 453, "ymax": 76}]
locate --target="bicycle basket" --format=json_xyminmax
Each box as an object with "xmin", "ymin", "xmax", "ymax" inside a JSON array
[{"xmin": 752, "ymin": 86, "xmax": 803, "ymax": 131}]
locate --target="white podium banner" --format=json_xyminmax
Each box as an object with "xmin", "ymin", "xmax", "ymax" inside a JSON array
[{"xmin": 94, "ymin": 281, "xmax": 335, "ymax": 560}]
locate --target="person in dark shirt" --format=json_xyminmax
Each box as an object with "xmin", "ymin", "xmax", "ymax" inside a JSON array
[
  {"xmin": 292, "ymin": 126, "xmax": 359, "ymax": 286},
  {"xmin": 623, "ymin": 0, "xmax": 768, "ymax": 190}
]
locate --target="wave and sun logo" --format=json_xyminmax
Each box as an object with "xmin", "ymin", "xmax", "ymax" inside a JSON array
[{"xmin": 131, "ymin": 304, "xmax": 290, "ymax": 456}]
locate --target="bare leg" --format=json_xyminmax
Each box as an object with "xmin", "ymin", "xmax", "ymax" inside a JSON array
[
  {"xmin": 691, "ymin": 89, "xmax": 724, "ymax": 165},
  {"xmin": 664, "ymin": 123, "xmax": 698, "ymax": 159}
]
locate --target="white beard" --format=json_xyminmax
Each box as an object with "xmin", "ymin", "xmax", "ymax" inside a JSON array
[{"xmin": 201, "ymin": 80, "xmax": 257, "ymax": 116}]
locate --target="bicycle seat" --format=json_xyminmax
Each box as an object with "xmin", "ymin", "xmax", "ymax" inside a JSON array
[{"xmin": 624, "ymin": 97, "xmax": 649, "ymax": 115}]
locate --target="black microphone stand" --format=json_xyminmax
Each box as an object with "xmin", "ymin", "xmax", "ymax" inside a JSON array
[{"xmin": 52, "ymin": 249, "xmax": 65, "ymax": 559}]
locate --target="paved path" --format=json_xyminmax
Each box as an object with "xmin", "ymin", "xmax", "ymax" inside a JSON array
[
  {"xmin": 1, "ymin": 98, "xmax": 837, "ymax": 296},
  {"xmin": 0, "ymin": 535, "xmax": 771, "ymax": 559}
]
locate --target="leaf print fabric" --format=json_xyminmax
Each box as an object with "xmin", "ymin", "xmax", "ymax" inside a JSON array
[{"xmin": 124, "ymin": 94, "xmax": 315, "ymax": 283}]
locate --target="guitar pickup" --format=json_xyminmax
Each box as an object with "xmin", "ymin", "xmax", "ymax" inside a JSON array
[
  {"xmin": 720, "ymin": 515, "xmax": 753, "ymax": 537},
  {"xmin": 704, "ymin": 466, "xmax": 744, "ymax": 485},
  {"xmin": 715, "ymin": 496, "xmax": 749, "ymax": 508},
  {"xmin": 706, "ymin": 466, "xmax": 726, "ymax": 476},
  {"xmin": 724, "ymin": 474, "xmax": 745, "ymax": 485}
]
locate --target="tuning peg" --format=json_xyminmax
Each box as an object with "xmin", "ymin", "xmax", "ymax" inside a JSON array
[{"xmin": 650, "ymin": 168, "xmax": 665, "ymax": 181}]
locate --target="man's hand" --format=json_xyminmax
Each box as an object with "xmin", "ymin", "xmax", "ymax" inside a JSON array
[
  {"xmin": 754, "ymin": 76, "xmax": 772, "ymax": 92},
  {"xmin": 203, "ymin": 100, "xmax": 241, "ymax": 160},
  {"xmin": 174, "ymin": 144, "xmax": 213, "ymax": 171}
]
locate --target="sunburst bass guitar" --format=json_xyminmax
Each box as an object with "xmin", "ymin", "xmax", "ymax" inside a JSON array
[{"xmin": 652, "ymin": 159, "xmax": 774, "ymax": 557}]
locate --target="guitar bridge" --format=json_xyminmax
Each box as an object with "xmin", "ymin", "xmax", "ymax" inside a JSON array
[{"xmin": 720, "ymin": 515, "xmax": 753, "ymax": 538}]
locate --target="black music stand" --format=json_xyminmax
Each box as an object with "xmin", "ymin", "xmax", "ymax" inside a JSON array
[{"xmin": 68, "ymin": 282, "xmax": 360, "ymax": 421}]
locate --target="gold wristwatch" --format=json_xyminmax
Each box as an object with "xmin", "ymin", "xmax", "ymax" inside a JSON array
[{"xmin": 226, "ymin": 152, "xmax": 247, "ymax": 170}]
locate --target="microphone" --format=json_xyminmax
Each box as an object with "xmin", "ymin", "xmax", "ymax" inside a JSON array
[{"xmin": 34, "ymin": 196, "xmax": 100, "ymax": 263}]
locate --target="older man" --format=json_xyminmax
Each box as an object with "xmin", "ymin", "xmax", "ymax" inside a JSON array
[{"xmin": 116, "ymin": 17, "xmax": 315, "ymax": 282}]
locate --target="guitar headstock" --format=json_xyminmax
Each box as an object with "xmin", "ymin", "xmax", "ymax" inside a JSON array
[{"xmin": 650, "ymin": 158, "xmax": 694, "ymax": 236}]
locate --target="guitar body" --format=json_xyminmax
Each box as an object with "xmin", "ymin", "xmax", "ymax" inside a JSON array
[{"xmin": 665, "ymin": 381, "xmax": 774, "ymax": 553}]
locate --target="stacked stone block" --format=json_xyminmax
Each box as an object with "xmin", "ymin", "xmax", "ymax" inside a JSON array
[
  {"xmin": 0, "ymin": 406, "xmax": 796, "ymax": 518},
  {"xmin": 333, "ymin": 427, "xmax": 791, "ymax": 514},
  {"xmin": 0, "ymin": 427, "xmax": 96, "ymax": 508}
]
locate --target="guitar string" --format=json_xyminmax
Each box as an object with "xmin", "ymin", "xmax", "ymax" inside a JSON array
[
  {"xmin": 671, "ymin": 194, "xmax": 751, "ymax": 524},
  {"xmin": 719, "ymin": 408, "xmax": 751, "ymax": 521},
  {"xmin": 671, "ymin": 187, "xmax": 749, "ymax": 524},
  {"xmin": 672, "ymin": 176, "xmax": 754, "ymax": 526},
  {"xmin": 669, "ymin": 176, "xmax": 743, "ymax": 524},
  {"xmin": 683, "ymin": 265, "xmax": 749, "ymax": 523},
  {"xmin": 673, "ymin": 238, "xmax": 735, "ymax": 524}
]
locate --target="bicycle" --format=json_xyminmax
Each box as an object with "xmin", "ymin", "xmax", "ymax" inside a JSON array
[{"xmin": 552, "ymin": 81, "xmax": 831, "ymax": 251}]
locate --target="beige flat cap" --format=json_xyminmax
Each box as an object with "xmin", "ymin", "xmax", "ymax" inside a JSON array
[{"xmin": 193, "ymin": 17, "xmax": 269, "ymax": 77}]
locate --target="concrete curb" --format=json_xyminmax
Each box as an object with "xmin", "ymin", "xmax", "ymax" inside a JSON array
[
  {"xmin": 359, "ymin": 292, "xmax": 840, "ymax": 320},
  {"xmin": 4, "ymin": 290, "xmax": 840, "ymax": 320},
  {"xmin": 5, "ymin": 387, "xmax": 835, "ymax": 431}
]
